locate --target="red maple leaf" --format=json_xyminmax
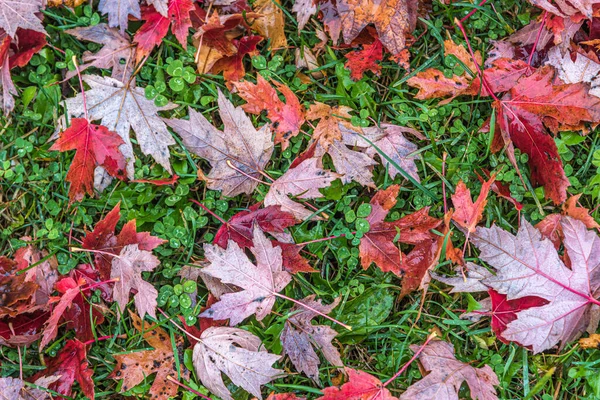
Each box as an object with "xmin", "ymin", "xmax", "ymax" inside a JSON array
[
  {"xmin": 82, "ymin": 203, "xmax": 165, "ymax": 281},
  {"xmin": 212, "ymin": 204, "xmax": 316, "ymax": 273},
  {"xmin": 359, "ymin": 185, "xmax": 441, "ymax": 276},
  {"xmin": 211, "ymin": 35, "xmax": 263, "ymax": 82},
  {"xmin": 134, "ymin": 0, "xmax": 194, "ymax": 62},
  {"xmin": 0, "ymin": 310, "xmax": 49, "ymax": 346},
  {"xmin": 488, "ymin": 289, "xmax": 548, "ymax": 345},
  {"xmin": 233, "ymin": 74, "xmax": 306, "ymax": 149},
  {"xmin": 318, "ymin": 368, "xmax": 395, "ymax": 400},
  {"xmin": 451, "ymin": 175, "xmax": 495, "ymax": 233},
  {"xmin": 50, "ymin": 118, "xmax": 127, "ymax": 203},
  {"xmin": 5, "ymin": 29, "xmax": 46, "ymax": 68},
  {"xmin": 492, "ymin": 66, "xmax": 600, "ymax": 204},
  {"xmin": 32, "ymin": 339, "xmax": 95, "ymax": 400},
  {"xmin": 344, "ymin": 37, "xmax": 383, "ymax": 80}
]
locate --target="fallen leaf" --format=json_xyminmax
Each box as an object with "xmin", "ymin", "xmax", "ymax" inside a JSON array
[
  {"xmin": 192, "ymin": 326, "xmax": 282, "ymax": 400},
  {"xmin": 344, "ymin": 37, "xmax": 383, "ymax": 80},
  {"xmin": 211, "ymin": 35, "xmax": 263, "ymax": 82},
  {"xmin": 164, "ymin": 89, "xmax": 273, "ymax": 197},
  {"xmin": 110, "ymin": 311, "xmax": 188, "ymax": 400},
  {"xmin": 470, "ymin": 217, "xmax": 600, "ymax": 352},
  {"xmin": 32, "ymin": 339, "xmax": 95, "ymax": 400},
  {"xmin": 318, "ymin": 368, "xmax": 396, "ymax": 400},
  {"xmin": 134, "ymin": 0, "xmax": 194, "ymax": 62},
  {"xmin": 324, "ymin": 139, "xmax": 377, "ymax": 188},
  {"xmin": 399, "ymin": 340, "xmax": 499, "ymax": 400},
  {"xmin": 65, "ymin": 23, "xmax": 134, "ymax": 82},
  {"xmin": 0, "ymin": 0, "xmax": 45, "ymax": 37},
  {"xmin": 111, "ymin": 244, "xmax": 160, "ymax": 319},
  {"xmin": 546, "ymin": 47, "xmax": 600, "ymax": 98},
  {"xmin": 359, "ymin": 185, "xmax": 441, "ymax": 275},
  {"xmin": 51, "ymin": 118, "xmax": 127, "ymax": 202},
  {"xmin": 82, "ymin": 202, "xmax": 165, "ymax": 282},
  {"xmin": 266, "ymin": 393, "xmax": 306, "ymax": 400},
  {"xmin": 563, "ymin": 194, "xmax": 600, "ymax": 229},
  {"xmin": 264, "ymin": 158, "xmax": 340, "ymax": 220},
  {"xmin": 99, "ymin": 0, "xmax": 141, "ymax": 32},
  {"xmin": 62, "ymin": 75, "xmax": 177, "ymax": 180},
  {"xmin": 0, "ymin": 310, "xmax": 49, "ymax": 346},
  {"xmin": 233, "ymin": 74, "xmax": 305, "ymax": 149},
  {"xmin": 14, "ymin": 239, "xmax": 58, "ymax": 305},
  {"xmin": 0, "ymin": 257, "xmax": 39, "ymax": 318},
  {"xmin": 0, "ymin": 377, "xmax": 53, "ymax": 400},
  {"xmin": 252, "ymin": 0, "xmax": 286, "ymax": 49},
  {"xmin": 200, "ymin": 225, "xmax": 291, "ymax": 325},
  {"xmin": 451, "ymin": 176, "xmax": 495, "ymax": 233},
  {"xmin": 307, "ymin": 103, "xmax": 354, "ymax": 149},
  {"xmin": 281, "ymin": 295, "xmax": 342, "ymax": 383},
  {"xmin": 431, "ymin": 262, "xmax": 493, "ymax": 293},
  {"xmin": 579, "ymin": 333, "xmax": 600, "ymax": 349},
  {"xmin": 528, "ymin": 0, "xmax": 600, "ymax": 18},
  {"xmin": 292, "ymin": 0, "xmax": 316, "ymax": 32}
]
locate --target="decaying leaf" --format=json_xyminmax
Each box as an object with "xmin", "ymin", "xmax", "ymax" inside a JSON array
[
  {"xmin": 192, "ymin": 326, "xmax": 282, "ymax": 400},
  {"xmin": 165, "ymin": 89, "xmax": 273, "ymax": 197},
  {"xmin": 111, "ymin": 244, "xmax": 160, "ymax": 319},
  {"xmin": 307, "ymin": 102, "xmax": 354, "ymax": 149},
  {"xmin": 110, "ymin": 311, "xmax": 188, "ymax": 400},
  {"xmin": 399, "ymin": 340, "xmax": 499, "ymax": 400},
  {"xmin": 252, "ymin": 0, "xmax": 286, "ymax": 49},
  {"xmin": 0, "ymin": 0, "xmax": 45, "ymax": 37},
  {"xmin": 281, "ymin": 295, "xmax": 343, "ymax": 383},
  {"xmin": 200, "ymin": 225, "xmax": 291, "ymax": 325}
]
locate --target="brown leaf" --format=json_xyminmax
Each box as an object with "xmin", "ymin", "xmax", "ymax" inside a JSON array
[
  {"xmin": 110, "ymin": 311, "xmax": 188, "ymax": 400},
  {"xmin": 579, "ymin": 333, "xmax": 600, "ymax": 349},
  {"xmin": 307, "ymin": 103, "xmax": 354, "ymax": 149},
  {"xmin": 281, "ymin": 295, "xmax": 343, "ymax": 383},
  {"xmin": 252, "ymin": 0, "xmax": 286, "ymax": 49}
]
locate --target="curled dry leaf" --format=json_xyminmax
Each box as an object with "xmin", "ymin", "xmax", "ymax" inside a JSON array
[
  {"xmin": 111, "ymin": 244, "xmax": 160, "ymax": 319},
  {"xmin": 110, "ymin": 311, "xmax": 188, "ymax": 400},
  {"xmin": 399, "ymin": 340, "xmax": 499, "ymax": 400},
  {"xmin": 200, "ymin": 225, "xmax": 291, "ymax": 325},
  {"xmin": 192, "ymin": 326, "xmax": 282, "ymax": 400},
  {"xmin": 281, "ymin": 295, "xmax": 343, "ymax": 383},
  {"xmin": 264, "ymin": 158, "xmax": 340, "ymax": 220},
  {"xmin": 164, "ymin": 89, "xmax": 273, "ymax": 197}
]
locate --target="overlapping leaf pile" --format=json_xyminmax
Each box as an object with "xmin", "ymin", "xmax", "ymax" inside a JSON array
[{"xmin": 1, "ymin": 0, "xmax": 600, "ymax": 399}]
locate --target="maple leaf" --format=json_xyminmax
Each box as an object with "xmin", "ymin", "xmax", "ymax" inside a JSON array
[
  {"xmin": 200, "ymin": 225, "xmax": 292, "ymax": 325},
  {"xmin": 431, "ymin": 262, "xmax": 493, "ymax": 294},
  {"xmin": 492, "ymin": 66, "xmax": 600, "ymax": 204},
  {"xmin": 0, "ymin": 257, "xmax": 39, "ymax": 318},
  {"xmin": 0, "ymin": 0, "xmax": 45, "ymax": 37},
  {"xmin": 164, "ymin": 89, "xmax": 273, "ymax": 197},
  {"xmin": 82, "ymin": 202, "xmax": 165, "ymax": 282},
  {"xmin": 307, "ymin": 102, "xmax": 354, "ymax": 149},
  {"xmin": 476, "ymin": 169, "xmax": 523, "ymax": 211},
  {"xmin": 32, "ymin": 339, "xmax": 95, "ymax": 400},
  {"xmin": 134, "ymin": 0, "xmax": 194, "ymax": 63},
  {"xmin": 110, "ymin": 311, "xmax": 188, "ymax": 400},
  {"xmin": 51, "ymin": 118, "xmax": 127, "ymax": 202},
  {"xmin": 335, "ymin": 0, "xmax": 420, "ymax": 59},
  {"xmin": 293, "ymin": 0, "xmax": 316, "ymax": 32},
  {"xmin": 546, "ymin": 47, "xmax": 600, "ymax": 98},
  {"xmin": 233, "ymin": 74, "xmax": 305, "ymax": 149},
  {"xmin": 252, "ymin": 0, "xmax": 286, "ymax": 49},
  {"xmin": 65, "ymin": 23, "xmax": 135, "ymax": 82},
  {"xmin": 528, "ymin": 0, "xmax": 600, "ymax": 18},
  {"xmin": 470, "ymin": 217, "xmax": 600, "ymax": 353},
  {"xmin": 39, "ymin": 277, "xmax": 86, "ymax": 351},
  {"xmin": 264, "ymin": 158, "xmax": 341, "ymax": 220},
  {"xmin": 451, "ymin": 176, "xmax": 495, "ymax": 233},
  {"xmin": 281, "ymin": 295, "xmax": 343, "ymax": 383},
  {"xmin": 0, "ymin": 376, "xmax": 56, "ymax": 400},
  {"xmin": 0, "ymin": 310, "xmax": 49, "ymax": 346},
  {"xmin": 62, "ymin": 75, "xmax": 177, "ymax": 180},
  {"xmin": 210, "ymin": 35, "xmax": 263, "ymax": 82},
  {"xmin": 322, "ymin": 138, "xmax": 378, "ymax": 188},
  {"xmin": 192, "ymin": 326, "xmax": 282, "ymax": 400},
  {"xmin": 344, "ymin": 36, "xmax": 383, "ymax": 80},
  {"xmin": 13, "ymin": 239, "xmax": 58, "ymax": 305},
  {"xmin": 111, "ymin": 244, "xmax": 160, "ymax": 319},
  {"xmin": 318, "ymin": 368, "xmax": 396, "ymax": 400},
  {"xmin": 359, "ymin": 185, "xmax": 441, "ymax": 275},
  {"xmin": 399, "ymin": 340, "xmax": 499, "ymax": 400},
  {"xmin": 99, "ymin": 0, "xmax": 141, "ymax": 32},
  {"xmin": 340, "ymin": 123, "xmax": 422, "ymax": 182}
]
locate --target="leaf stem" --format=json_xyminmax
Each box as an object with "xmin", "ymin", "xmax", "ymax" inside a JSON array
[
  {"xmin": 166, "ymin": 376, "xmax": 212, "ymax": 400},
  {"xmin": 225, "ymin": 160, "xmax": 272, "ymax": 186},
  {"xmin": 527, "ymin": 11, "xmax": 548, "ymax": 68},
  {"xmin": 188, "ymin": 199, "xmax": 228, "ymax": 225},
  {"xmin": 274, "ymin": 292, "xmax": 352, "ymax": 331},
  {"xmin": 459, "ymin": 0, "xmax": 489, "ymax": 23},
  {"xmin": 383, "ymin": 332, "xmax": 437, "ymax": 387},
  {"xmin": 157, "ymin": 308, "xmax": 203, "ymax": 343},
  {"xmin": 71, "ymin": 56, "xmax": 89, "ymax": 121}
]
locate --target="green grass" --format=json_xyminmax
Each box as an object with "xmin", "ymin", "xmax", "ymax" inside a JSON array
[{"xmin": 1, "ymin": 0, "xmax": 600, "ymax": 399}]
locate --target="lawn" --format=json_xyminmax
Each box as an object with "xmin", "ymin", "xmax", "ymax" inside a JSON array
[{"xmin": 1, "ymin": 0, "xmax": 600, "ymax": 399}]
